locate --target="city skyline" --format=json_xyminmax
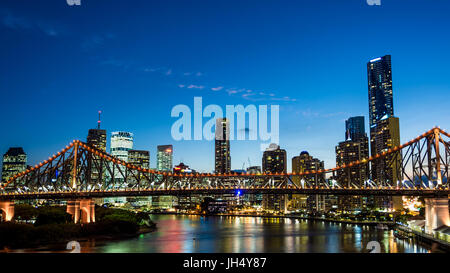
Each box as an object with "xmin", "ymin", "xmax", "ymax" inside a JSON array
[{"xmin": 1, "ymin": 0, "xmax": 450, "ymax": 173}]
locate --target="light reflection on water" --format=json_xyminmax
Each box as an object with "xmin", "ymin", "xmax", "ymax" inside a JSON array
[
  {"xmin": 80, "ymin": 215, "xmax": 430, "ymax": 253},
  {"xmin": 5, "ymin": 214, "xmax": 432, "ymax": 253}
]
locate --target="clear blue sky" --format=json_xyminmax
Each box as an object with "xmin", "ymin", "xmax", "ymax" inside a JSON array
[{"xmin": 1, "ymin": 0, "xmax": 449, "ymax": 172}]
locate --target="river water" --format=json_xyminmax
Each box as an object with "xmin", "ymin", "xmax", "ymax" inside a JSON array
[{"xmin": 67, "ymin": 214, "xmax": 430, "ymax": 253}]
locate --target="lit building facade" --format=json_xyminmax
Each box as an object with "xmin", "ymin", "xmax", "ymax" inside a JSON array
[
  {"xmin": 106, "ymin": 131, "xmax": 133, "ymax": 204},
  {"xmin": 336, "ymin": 116, "xmax": 370, "ymax": 211},
  {"xmin": 1, "ymin": 147, "xmax": 27, "ymax": 186},
  {"xmin": 367, "ymin": 55, "xmax": 402, "ymax": 211},
  {"xmin": 128, "ymin": 150, "xmax": 150, "ymax": 169},
  {"xmin": 291, "ymin": 151, "xmax": 325, "ymax": 212},
  {"xmin": 87, "ymin": 128, "xmax": 107, "ymax": 186},
  {"xmin": 127, "ymin": 150, "xmax": 151, "ymax": 206},
  {"xmin": 367, "ymin": 55, "xmax": 394, "ymax": 127},
  {"xmin": 215, "ymin": 118, "xmax": 231, "ymax": 174},
  {"xmin": 156, "ymin": 145, "xmax": 173, "ymax": 171},
  {"xmin": 262, "ymin": 144, "xmax": 287, "ymax": 213},
  {"xmin": 153, "ymin": 145, "xmax": 174, "ymax": 208}
]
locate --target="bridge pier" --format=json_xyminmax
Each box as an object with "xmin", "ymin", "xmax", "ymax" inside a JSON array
[
  {"xmin": 424, "ymin": 198, "xmax": 450, "ymax": 233},
  {"xmin": 66, "ymin": 199, "xmax": 95, "ymax": 224},
  {"xmin": 0, "ymin": 201, "xmax": 14, "ymax": 222}
]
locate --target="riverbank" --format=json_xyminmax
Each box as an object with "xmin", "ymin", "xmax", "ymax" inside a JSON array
[
  {"xmin": 394, "ymin": 225, "xmax": 450, "ymax": 252},
  {"xmin": 149, "ymin": 212, "xmax": 395, "ymax": 226},
  {"xmin": 0, "ymin": 223, "xmax": 156, "ymax": 253}
]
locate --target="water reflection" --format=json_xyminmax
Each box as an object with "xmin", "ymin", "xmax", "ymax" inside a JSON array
[{"xmin": 5, "ymin": 215, "xmax": 433, "ymax": 253}]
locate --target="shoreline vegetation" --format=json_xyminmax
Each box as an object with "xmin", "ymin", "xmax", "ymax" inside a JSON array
[{"xmin": 0, "ymin": 204, "xmax": 156, "ymax": 250}]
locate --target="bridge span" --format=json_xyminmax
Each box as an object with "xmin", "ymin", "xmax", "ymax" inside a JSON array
[{"xmin": 0, "ymin": 127, "xmax": 449, "ymax": 231}]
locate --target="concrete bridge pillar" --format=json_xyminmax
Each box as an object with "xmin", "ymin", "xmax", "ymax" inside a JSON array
[
  {"xmin": 66, "ymin": 199, "xmax": 95, "ymax": 223},
  {"xmin": 0, "ymin": 201, "xmax": 14, "ymax": 222},
  {"xmin": 424, "ymin": 198, "xmax": 450, "ymax": 233}
]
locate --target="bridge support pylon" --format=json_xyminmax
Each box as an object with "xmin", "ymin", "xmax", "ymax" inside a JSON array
[
  {"xmin": 66, "ymin": 199, "xmax": 95, "ymax": 224},
  {"xmin": 424, "ymin": 198, "xmax": 450, "ymax": 233},
  {"xmin": 0, "ymin": 201, "xmax": 14, "ymax": 222}
]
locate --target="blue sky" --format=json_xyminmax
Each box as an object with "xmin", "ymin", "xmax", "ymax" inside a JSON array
[{"xmin": 0, "ymin": 0, "xmax": 449, "ymax": 172}]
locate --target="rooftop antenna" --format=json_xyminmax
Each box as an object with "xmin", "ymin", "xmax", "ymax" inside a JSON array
[{"xmin": 97, "ymin": 110, "xmax": 102, "ymax": 129}]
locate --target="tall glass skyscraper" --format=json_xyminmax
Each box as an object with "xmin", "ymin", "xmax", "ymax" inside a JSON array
[
  {"xmin": 157, "ymin": 145, "xmax": 173, "ymax": 171},
  {"xmin": 367, "ymin": 55, "xmax": 394, "ymax": 127},
  {"xmin": 215, "ymin": 118, "xmax": 231, "ymax": 173},
  {"xmin": 367, "ymin": 55, "xmax": 402, "ymax": 211},
  {"xmin": 110, "ymin": 131, "xmax": 133, "ymax": 183},
  {"xmin": 345, "ymin": 116, "xmax": 366, "ymax": 141}
]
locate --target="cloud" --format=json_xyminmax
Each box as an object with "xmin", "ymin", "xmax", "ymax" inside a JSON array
[
  {"xmin": 1, "ymin": 10, "xmax": 63, "ymax": 37},
  {"xmin": 81, "ymin": 33, "xmax": 115, "ymax": 50},
  {"xmin": 211, "ymin": 86, "xmax": 224, "ymax": 91},
  {"xmin": 187, "ymin": 84, "xmax": 204, "ymax": 89},
  {"xmin": 166, "ymin": 69, "xmax": 172, "ymax": 76},
  {"xmin": 183, "ymin": 71, "xmax": 203, "ymax": 77}
]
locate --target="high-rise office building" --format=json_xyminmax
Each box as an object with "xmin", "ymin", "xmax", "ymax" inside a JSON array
[
  {"xmin": 87, "ymin": 129, "xmax": 107, "ymax": 152},
  {"xmin": 345, "ymin": 116, "xmax": 366, "ymax": 141},
  {"xmin": 156, "ymin": 145, "xmax": 173, "ymax": 171},
  {"xmin": 87, "ymin": 129, "xmax": 107, "ymax": 185},
  {"xmin": 367, "ymin": 55, "xmax": 402, "ymax": 210},
  {"xmin": 215, "ymin": 118, "xmax": 231, "ymax": 174},
  {"xmin": 127, "ymin": 150, "xmax": 151, "ymax": 206},
  {"xmin": 262, "ymin": 144, "xmax": 287, "ymax": 213},
  {"xmin": 1, "ymin": 147, "xmax": 27, "ymax": 186},
  {"xmin": 336, "ymin": 117, "xmax": 370, "ymax": 211},
  {"xmin": 105, "ymin": 131, "xmax": 133, "ymax": 204},
  {"xmin": 370, "ymin": 116, "xmax": 401, "ymax": 183},
  {"xmin": 128, "ymin": 150, "xmax": 150, "ymax": 169},
  {"xmin": 154, "ymin": 145, "xmax": 174, "ymax": 208},
  {"xmin": 246, "ymin": 166, "xmax": 263, "ymax": 206},
  {"xmin": 291, "ymin": 151, "xmax": 326, "ymax": 211},
  {"xmin": 110, "ymin": 131, "xmax": 134, "ymax": 163},
  {"xmin": 367, "ymin": 55, "xmax": 394, "ymax": 127}
]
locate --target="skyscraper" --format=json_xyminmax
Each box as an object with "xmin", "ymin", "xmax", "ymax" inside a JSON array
[
  {"xmin": 87, "ymin": 129, "xmax": 107, "ymax": 152},
  {"xmin": 157, "ymin": 145, "xmax": 173, "ymax": 171},
  {"xmin": 1, "ymin": 147, "xmax": 27, "ymax": 185},
  {"xmin": 87, "ymin": 128, "xmax": 107, "ymax": 185},
  {"xmin": 105, "ymin": 131, "xmax": 133, "ymax": 204},
  {"xmin": 111, "ymin": 131, "xmax": 134, "ymax": 162},
  {"xmin": 262, "ymin": 144, "xmax": 287, "ymax": 213},
  {"xmin": 367, "ymin": 55, "xmax": 394, "ymax": 127},
  {"xmin": 345, "ymin": 116, "xmax": 366, "ymax": 141},
  {"xmin": 367, "ymin": 55, "xmax": 402, "ymax": 210},
  {"xmin": 291, "ymin": 151, "xmax": 326, "ymax": 211},
  {"xmin": 154, "ymin": 145, "xmax": 174, "ymax": 208},
  {"xmin": 215, "ymin": 118, "xmax": 231, "ymax": 173},
  {"xmin": 128, "ymin": 150, "xmax": 150, "ymax": 169},
  {"xmin": 127, "ymin": 150, "xmax": 151, "ymax": 206},
  {"xmin": 336, "ymin": 117, "xmax": 370, "ymax": 211}
]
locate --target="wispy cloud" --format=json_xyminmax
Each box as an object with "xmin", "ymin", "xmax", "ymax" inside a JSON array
[
  {"xmin": 81, "ymin": 33, "xmax": 115, "ymax": 50},
  {"xmin": 1, "ymin": 9, "xmax": 63, "ymax": 37},
  {"xmin": 187, "ymin": 84, "xmax": 204, "ymax": 89},
  {"xmin": 211, "ymin": 86, "xmax": 224, "ymax": 91},
  {"xmin": 183, "ymin": 71, "xmax": 203, "ymax": 77}
]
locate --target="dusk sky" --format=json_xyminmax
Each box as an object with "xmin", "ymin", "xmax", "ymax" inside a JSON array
[{"xmin": 1, "ymin": 0, "xmax": 449, "ymax": 172}]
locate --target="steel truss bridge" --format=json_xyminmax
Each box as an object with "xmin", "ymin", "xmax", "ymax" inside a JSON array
[{"xmin": 1, "ymin": 127, "xmax": 449, "ymax": 200}]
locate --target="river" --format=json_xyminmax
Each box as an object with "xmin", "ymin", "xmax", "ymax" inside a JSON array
[{"xmin": 51, "ymin": 214, "xmax": 431, "ymax": 253}]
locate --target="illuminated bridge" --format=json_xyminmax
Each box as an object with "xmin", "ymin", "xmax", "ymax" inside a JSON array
[{"xmin": 0, "ymin": 127, "xmax": 449, "ymax": 229}]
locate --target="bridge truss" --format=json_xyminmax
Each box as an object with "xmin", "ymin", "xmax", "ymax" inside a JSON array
[{"xmin": 0, "ymin": 127, "xmax": 449, "ymax": 200}]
